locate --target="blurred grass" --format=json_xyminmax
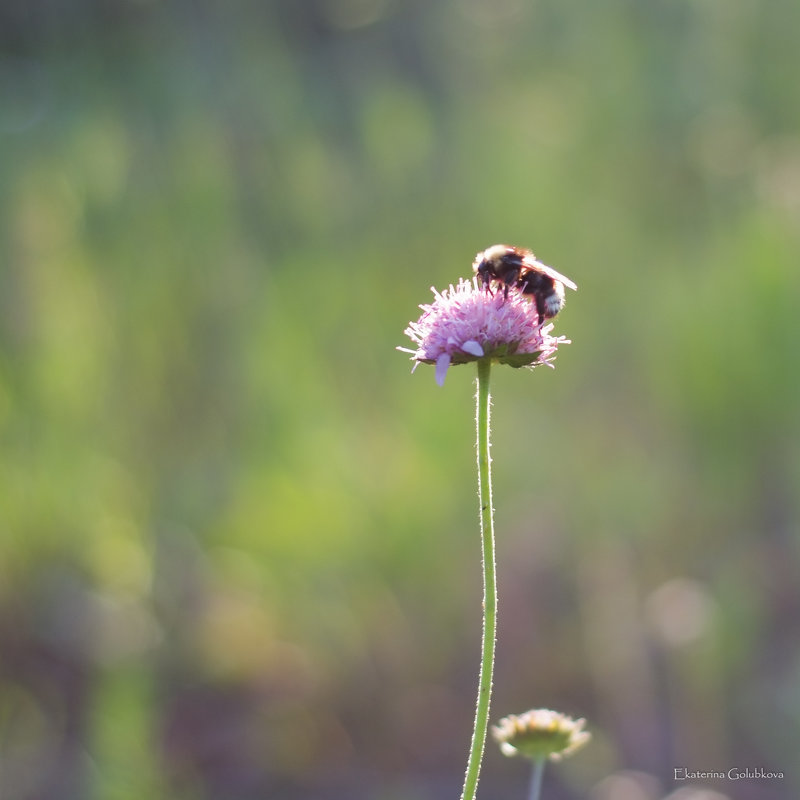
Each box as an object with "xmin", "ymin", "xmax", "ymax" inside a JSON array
[{"xmin": 1, "ymin": 1, "xmax": 799, "ymax": 799}]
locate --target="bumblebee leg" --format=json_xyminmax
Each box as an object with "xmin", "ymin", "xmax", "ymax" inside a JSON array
[{"xmin": 536, "ymin": 297, "xmax": 547, "ymax": 325}]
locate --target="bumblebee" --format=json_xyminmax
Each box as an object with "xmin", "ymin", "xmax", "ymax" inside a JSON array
[{"xmin": 472, "ymin": 244, "xmax": 577, "ymax": 323}]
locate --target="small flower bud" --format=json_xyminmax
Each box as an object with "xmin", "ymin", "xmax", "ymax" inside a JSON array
[{"xmin": 492, "ymin": 709, "xmax": 591, "ymax": 762}]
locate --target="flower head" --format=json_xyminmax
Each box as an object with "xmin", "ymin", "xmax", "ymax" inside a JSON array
[
  {"xmin": 492, "ymin": 709, "xmax": 591, "ymax": 762},
  {"xmin": 399, "ymin": 278, "xmax": 569, "ymax": 386}
]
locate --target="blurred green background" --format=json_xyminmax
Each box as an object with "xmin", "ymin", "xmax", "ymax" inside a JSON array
[{"xmin": 1, "ymin": 1, "xmax": 799, "ymax": 799}]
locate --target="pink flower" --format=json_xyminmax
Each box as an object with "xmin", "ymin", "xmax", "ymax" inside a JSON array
[{"xmin": 399, "ymin": 278, "xmax": 569, "ymax": 386}]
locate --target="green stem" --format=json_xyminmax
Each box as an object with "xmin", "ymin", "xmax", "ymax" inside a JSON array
[
  {"xmin": 460, "ymin": 358, "xmax": 498, "ymax": 800},
  {"xmin": 528, "ymin": 757, "xmax": 546, "ymax": 800}
]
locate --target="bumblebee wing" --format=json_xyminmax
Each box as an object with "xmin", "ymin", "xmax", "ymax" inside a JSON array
[{"xmin": 522, "ymin": 254, "xmax": 578, "ymax": 290}]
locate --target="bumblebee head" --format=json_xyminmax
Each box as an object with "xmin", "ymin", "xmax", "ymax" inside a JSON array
[{"xmin": 473, "ymin": 244, "xmax": 522, "ymax": 284}]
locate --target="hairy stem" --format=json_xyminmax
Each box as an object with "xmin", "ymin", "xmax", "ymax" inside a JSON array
[{"xmin": 460, "ymin": 358, "xmax": 498, "ymax": 800}]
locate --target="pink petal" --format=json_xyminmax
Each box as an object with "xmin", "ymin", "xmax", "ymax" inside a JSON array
[
  {"xmin": 435, "ymin": 353, "xmax": 452, "ymax": 386},
  {"xmin": 461, "ymin": 340, "xmax": 484, "ymax": 357}
]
